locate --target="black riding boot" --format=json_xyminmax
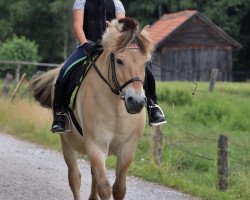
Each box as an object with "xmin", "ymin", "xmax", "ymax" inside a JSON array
[
  {"xmin": 147, "ymin": 99, "xmax": 166, "ymax": 126},
  {"xmin": 144, "ymin": 65, "xmax": 166, "ymax": 126},
  {"xmin": 51, "ymin": 81, "xmax": 66, "ymax": 133}
]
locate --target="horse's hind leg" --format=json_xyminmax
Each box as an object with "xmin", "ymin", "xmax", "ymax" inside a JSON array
[{"xmin": 61, "ymin": 136, "xmax": 81, "ymax": 200}]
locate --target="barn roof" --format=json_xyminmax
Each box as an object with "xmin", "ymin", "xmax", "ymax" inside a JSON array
[{"xmin": 149, "ymin": 10, "xmax": 242, "ymax": 49}]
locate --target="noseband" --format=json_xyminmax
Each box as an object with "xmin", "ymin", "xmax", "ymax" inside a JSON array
[{"xmin": 91, "ymin": 52, "xmax": 144, "ymax": 96}]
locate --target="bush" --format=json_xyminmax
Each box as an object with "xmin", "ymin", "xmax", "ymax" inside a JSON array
[
  {"xmin": 170, "ymin": 90, "xmax": 193, "ymax": 106},
  {"xmin": 157, "ymin": 87, "xmax": 193, "ymax": 106},
  {"xmin": 0, "ymin": 35, "xmax": 40, "ymax": 78},
  {"xmin": 184, "ymin": 95, "xmax": 232, "ymax": 127}
]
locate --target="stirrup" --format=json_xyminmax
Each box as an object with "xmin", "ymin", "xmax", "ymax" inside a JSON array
[
  {"xmin": 54, "ymin": 112, "xmax": 72, "ymax": 134},
  {"xmin": 149, "ymin": 104, "xmax": 166, "ymax": 118},
  {"xmin": 149, "ymin": 104, "xmax": 167, "ymax": 126},
  {"xmin": 150, "ymin": 120, "xmax": 166, "ymax": 127}
]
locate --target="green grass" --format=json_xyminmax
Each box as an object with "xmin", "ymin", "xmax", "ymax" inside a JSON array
[{"xmin": 0, "ymin": 81, "xmax": 249, "ymax": 199}]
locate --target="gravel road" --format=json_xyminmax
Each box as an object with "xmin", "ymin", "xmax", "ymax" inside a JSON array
[{"xmin": 0, "ymin": 133, "xmax": 199, "ymax": 200}]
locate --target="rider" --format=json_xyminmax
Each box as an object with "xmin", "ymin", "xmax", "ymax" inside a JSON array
[{"xmin": 51, "ymin": 0, "xmax": 166, "ymax": 133}]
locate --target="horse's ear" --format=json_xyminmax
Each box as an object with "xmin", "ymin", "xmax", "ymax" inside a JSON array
[
  {"xmin": 141, "ymin": 25, "xmax": 150, "ymax": 38},
  {"xmin": 106, "ymin": 21, "xmax": 119, "ymax": 32},
  {"xmin": 102, "ymin": 21, "xmax": 120, "ymax": 50},
  {"xmin": 106, "ymin": 21, "xmax": 114, "ymax": 29}
]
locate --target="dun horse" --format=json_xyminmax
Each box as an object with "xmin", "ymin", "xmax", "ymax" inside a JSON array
[{"xmin": 30, "ymin": 18, "xmax": 153, "ymax": 200}]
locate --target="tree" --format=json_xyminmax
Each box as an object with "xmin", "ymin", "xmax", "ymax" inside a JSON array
[
  {"xmin": 0, "ymin": 0, "xmax": 14, "ymax": 42},
  {"xmin": 0, "ymin": 35, "xmax": 40, "ymax": 77},
  {"xmin": 50, "ymin": 0, "xmax": 75, "ymax": 60},
  {"xmin": 0, "ymin": 0, "xmax": 249, "ymax": 76},
  {"xmin": 202, "ymin": 0, "xmax": 250, "ymax": 72}
]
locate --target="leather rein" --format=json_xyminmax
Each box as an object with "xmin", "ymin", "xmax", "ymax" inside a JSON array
[{"xmin": 90, "ymin": 52, "xmax": 143, "ymax": 96}]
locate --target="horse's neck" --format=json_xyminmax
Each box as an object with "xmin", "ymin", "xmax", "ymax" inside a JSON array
[{"xmin": 81, "ymin": 51, "xmax": 121, "ymax": 112}]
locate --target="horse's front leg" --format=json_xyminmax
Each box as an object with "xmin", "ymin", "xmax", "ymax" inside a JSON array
[
  {"xmin": 112, "ymin": 138, "xmax": 138, "ymax": 200},
  {"xmin": 61, "ymin": 136, "xmax": 81, "ymax": 200},
  {"xmin": 88, "ymin": 167, "xmax": 100, "ymax": 200},
  {"xmin": 86, "ymin": 140, "xmax": 111, "ymax": 200}
]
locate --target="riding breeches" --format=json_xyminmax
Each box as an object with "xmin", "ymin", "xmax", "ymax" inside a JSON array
[
  {"xmin": 53, "ymin": 46, "xmax": 88, "ymax": 111},
  {"xmin": 144, "ymin": 63, "xmax": 158, "ymax": 104}
]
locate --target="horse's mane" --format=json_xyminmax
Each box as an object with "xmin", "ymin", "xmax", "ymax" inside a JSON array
[{"xmin": 102, "ymin": 17, "xmax": 152, "ymax": 57}]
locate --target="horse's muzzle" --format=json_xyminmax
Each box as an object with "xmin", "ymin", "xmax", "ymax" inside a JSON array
[{"xmin": 124, "ymin": 88, "xmax": 146, "ymax": 114}]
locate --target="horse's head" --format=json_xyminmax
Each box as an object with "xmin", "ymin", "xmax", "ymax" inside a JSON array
[{"xmin": 101, "ymin": 17, "xmax": 153, "ymax": 114}]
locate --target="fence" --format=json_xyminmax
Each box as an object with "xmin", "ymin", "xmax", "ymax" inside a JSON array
[
  {"xmin": 151, "ymin": 121, "xmax": 250, "ymax": 191},
  {"xmin": 0, "ymin": 60, "xmax": 60, "ymax": 99},
  {"xmin": 0, "ymin": 60, "xmax": 59, "ymax": 83}
]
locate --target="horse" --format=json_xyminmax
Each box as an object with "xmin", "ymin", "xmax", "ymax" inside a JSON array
[{"xmin": 29, "ymin": 18, "xmax": 153, "ymax": 200}]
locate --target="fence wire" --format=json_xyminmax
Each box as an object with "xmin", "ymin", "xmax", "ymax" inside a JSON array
[
  {"xmin": 167, "ymin": 121, "xmax": 217, "ymax": 142},
  {"xmin": 166, "ymin": 142, "xmax": 215, "ymax": 161}
]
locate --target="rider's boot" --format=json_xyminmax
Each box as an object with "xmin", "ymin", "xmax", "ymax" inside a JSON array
[
  {"xmin": 51, "ymin": 81, "xmax": 66, "ymax": 133},
  {"xmin": 51, "ymin": 109, "xmax": 66, "ymax": 133},
  {"xmin": 147, "ymin": 99, "xmax": 166, "ymax": 126}
]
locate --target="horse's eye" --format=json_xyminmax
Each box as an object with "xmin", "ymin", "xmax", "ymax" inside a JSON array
[{"xmin": 116, "ymin": 58, "xmax": 124, "ymax": 65}]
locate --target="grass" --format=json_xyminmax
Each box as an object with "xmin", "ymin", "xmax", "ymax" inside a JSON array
[{"xmin": 0, "ymin": 81, "xmax": 249, "ymax": 199}]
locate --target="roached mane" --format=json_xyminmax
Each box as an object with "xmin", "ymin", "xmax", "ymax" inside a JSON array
[{"xmin": 102, "ymin": 17, "xmax": 152, "ymax": 58}]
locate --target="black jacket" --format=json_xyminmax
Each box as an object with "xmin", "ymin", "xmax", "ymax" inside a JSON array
[{"xmin": 84, "ymin": 0, "xmax": 116, "ymax": 42}]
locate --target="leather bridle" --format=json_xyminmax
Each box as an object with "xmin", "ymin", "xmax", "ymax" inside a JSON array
[{"xmin": 90, "ymin": 52, "xmax": 144, "ymax": 97}]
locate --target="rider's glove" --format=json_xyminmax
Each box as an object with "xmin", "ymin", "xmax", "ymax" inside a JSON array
[{"xmin": 80, "ymin": 41, "xmax": 96, "ymax": 57}]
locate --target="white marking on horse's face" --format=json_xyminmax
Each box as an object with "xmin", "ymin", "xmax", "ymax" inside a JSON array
[{"xmin": 123, "ymin": 86, "xmax": 146, "ymax": 114}]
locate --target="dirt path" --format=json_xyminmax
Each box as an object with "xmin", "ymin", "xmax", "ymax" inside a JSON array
[{"xmin": 0, "ymin": 133, "xmax": 199, "ymax": 200}]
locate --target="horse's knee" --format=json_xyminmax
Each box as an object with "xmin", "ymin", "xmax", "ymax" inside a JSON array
[
  {"xmin": 97, "ymin": 179, "xmax": 111, "ymax": 200},
  {"xmin": 112, "ymin": 182, "xmax": 126, "ymax": 200}
]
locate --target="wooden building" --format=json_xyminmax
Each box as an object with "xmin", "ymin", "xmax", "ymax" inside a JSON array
[{"xmin": 149, "ymin": 10, "xmax": 242, "ymax": 81}]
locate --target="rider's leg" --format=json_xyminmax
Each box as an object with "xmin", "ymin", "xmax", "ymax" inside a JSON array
[
  {"xmin": 52, "ymin": 46, "xmax": 87, "ymax": 133},
  {"xmin": 144, "ymin": 64, "xmax": 166, "ymax": 126}
]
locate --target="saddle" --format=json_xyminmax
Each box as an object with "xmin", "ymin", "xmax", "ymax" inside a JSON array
[{"xmin": 61, "ymin": 53, "xmax": 101, "ymax": 109}]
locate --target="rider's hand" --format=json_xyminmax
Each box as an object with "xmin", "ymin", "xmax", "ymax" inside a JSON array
[{"xmin": 80, "ymin": 41, "xmax": 96, "ymax": 57}]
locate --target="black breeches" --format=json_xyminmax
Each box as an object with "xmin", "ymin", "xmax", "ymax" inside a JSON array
[{"xmin": 144, "ymin": 64, "xmax": 158, "ymax": 104}]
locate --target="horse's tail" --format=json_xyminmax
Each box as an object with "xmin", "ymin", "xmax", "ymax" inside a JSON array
[{"xmin": 29, "ymin": 68, "xmax": 60, "ymax": 108}]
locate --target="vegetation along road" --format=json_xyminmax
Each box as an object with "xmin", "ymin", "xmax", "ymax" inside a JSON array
[{"xmin": 0, "ymin": 133, "xmax": 199, "ymax": 200}]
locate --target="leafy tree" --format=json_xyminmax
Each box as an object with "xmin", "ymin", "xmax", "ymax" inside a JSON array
[
  {"xmin": 0, "ymin": 35, "xmax": 40, "ymax": 77},
  {"xmin": 202, "ymin": 0, "xmax": 250, "ymax": 72},
  {"xmin": 0, "ymin": 0, "xmax": 249, "ymax": 78},
  {"xmin": 0, "ymin": 0, "xmax": 14, "ymax": 42},
  {"xmin": 50, "ymin": 0, "xmax": 75, "ymax": 60}
]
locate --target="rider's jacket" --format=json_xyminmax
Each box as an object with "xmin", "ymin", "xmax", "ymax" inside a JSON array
[{"xmin": 84, "ymin": 0, "xmax": 116, "ymax": 42}]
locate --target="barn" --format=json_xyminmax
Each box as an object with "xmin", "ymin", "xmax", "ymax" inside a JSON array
[{"xmin": 149, "ymin": 10, "xmax": 242, "ymax": 81}]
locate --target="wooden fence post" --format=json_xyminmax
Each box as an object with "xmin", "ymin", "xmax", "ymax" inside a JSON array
[
  {"xmin": 10, "ymin": 73, "xmax": 27, "ymax": 102},
  {"xmin": 218, "ymin": 134, "xmax": 228, "ymax": 191},
  {"xmin": 1, "ymin": 73, "xmax": 13, "ymax": 97},
  {"xmin": 151, "ymin": 126, "xmax": 163, "ymax": 165},
  {"xmin": 209, "ymin": 68, "xmax": 219, "ymax": 93},
  {"xmin": 15, "ymin": 63, "xmax": 22, "ymax": 84}
]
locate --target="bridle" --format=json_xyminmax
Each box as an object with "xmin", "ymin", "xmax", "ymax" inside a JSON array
[{"xmin": 90, "ymin": 52, "xmax": 144, "ymax": 97}]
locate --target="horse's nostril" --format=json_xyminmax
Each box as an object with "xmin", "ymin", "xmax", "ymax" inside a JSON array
[{"xmin": 127, "ymin": 96, "xmax": 134, "ymax": 103}]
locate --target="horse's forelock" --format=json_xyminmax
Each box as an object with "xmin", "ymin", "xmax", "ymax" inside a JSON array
[
  {"xmin": 114, "ymin": 31, "xmax": 151, "ymax": 57},
  {"xmin": 102, "ymin": 18, "xmax": 152, "ymax": 58}
]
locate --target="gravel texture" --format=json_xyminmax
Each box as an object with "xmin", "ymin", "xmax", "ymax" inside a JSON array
[{"xmin": 0, "ymin": 133, "xmax": 200, "ymax": 200}]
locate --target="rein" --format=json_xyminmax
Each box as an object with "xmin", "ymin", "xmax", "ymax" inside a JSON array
[{"xmin": 90, "ymin": 52, "xmax": 143, "ymax": 96}]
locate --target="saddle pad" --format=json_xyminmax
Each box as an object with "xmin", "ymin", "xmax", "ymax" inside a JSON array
[{"xmin": 69, "ymin": 53, "xmax": 100, "ymax": 109}]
